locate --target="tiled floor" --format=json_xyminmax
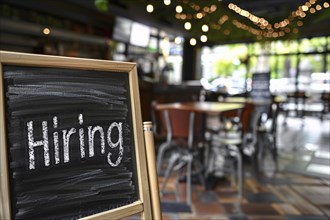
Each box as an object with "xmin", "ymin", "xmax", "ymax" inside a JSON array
[{"xmin": 157, "ymin": 115, "xmax": 330, "ymax": 220}]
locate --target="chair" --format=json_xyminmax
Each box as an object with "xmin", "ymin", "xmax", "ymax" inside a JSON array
[
  {"xmin": 159, "ymin": 108, "xmax": 205, "ymax": 206},
  {"xmin": 204, "ymin": 104, "xmax": 254, "ymax": 197},
  {"xmin": 253, "ymin": 101, "xmax": 279, "ymax": 178},
  {"xmin": 320, "ymin": 92, "xmax": 330, "ymax": 120},
  {"xmin": 151, "ymin": 101, "xmax": 170, "ymax": 175},
  {"xmin": 282, "ymin": 91, "xmax": 308, "ymax": 124},
  {"xmin": 229, "ymin": 99, "xmax": 279, "ymax": 179}
]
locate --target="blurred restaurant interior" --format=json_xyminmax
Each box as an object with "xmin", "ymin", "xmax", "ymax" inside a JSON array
[{"xmin": 0, "ymin": 0, "xmax": 330, "ymax": 219}]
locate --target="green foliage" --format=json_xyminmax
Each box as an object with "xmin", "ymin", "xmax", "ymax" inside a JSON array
[
  {"xmin": 95, "ymin": 0, "xmax": 108, "ymax": 12},
  {"xmin": 214, "ymin": 60, "xmax": 236, "ymax": 78}
]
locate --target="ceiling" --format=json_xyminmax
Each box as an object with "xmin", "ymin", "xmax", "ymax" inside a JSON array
[
  {"xmin": 104, "ymin": 0, "xmax": 330, "ymax": 45},
  {"xmin": 1, "ymin": 0, "xmax": 329, "ymax": 46}
]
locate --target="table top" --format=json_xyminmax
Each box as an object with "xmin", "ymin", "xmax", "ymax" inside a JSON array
[
  {"xmin": 155, "ymin": 101, "xmax": 244, "ymax": 114},
  {"xmin": 222, "ymin": 96, "xmax": 286, "ymax": 105}
]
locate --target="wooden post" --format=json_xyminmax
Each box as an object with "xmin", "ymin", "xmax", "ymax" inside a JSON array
[{"xmin": 143, "ymin": 121, "xmax": 162, "ymax": 220}]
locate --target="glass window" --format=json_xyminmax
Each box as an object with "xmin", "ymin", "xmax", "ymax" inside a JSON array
[
  {"xmin": 201, "ymin": 43, "xmax": 249, "ymax": 93},
  {"xmin": 299, "ymin": 37, "xmax": 327, "ymax": 53},
  {"xmin": 201, "ymin": 36, "xmax": 329, "ymax": 94}
]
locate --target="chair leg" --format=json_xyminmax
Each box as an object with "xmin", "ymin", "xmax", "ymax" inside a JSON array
[
  {"xmin": 193, "ymin": 158, "xmax": 206, "ymax": 188},
  {"xmin": 156, "ymin": 142, "xmax": 172, "ymax": 175},
  {"xmin": 175, "ymin": 169, "xmax": 182, "ymax": 202},
  {"xmin": 236, "ymin": 147, "xmax": 243, "ymax": 198},
  {"xmin": 228, "ymin": 145, "xmax": 243, "ymax": 198},
  {"xmin": 160, "ymin": 152, "xmax": 181, "ymax": 195},
  {"xmin": 230, "ymin": 161, "xmax": 236, "ymax": 187},
  {"xmin": 205, "ymin": 148, "xmax": 215, "ymax": 178},
  {"xmin": 186, "ymin": 154, "xmax": 193, "ymax": 206}
]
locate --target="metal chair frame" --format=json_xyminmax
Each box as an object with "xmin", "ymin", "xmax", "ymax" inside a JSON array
[{"xmin": 159, "ymin": 109, "xmax": 205, "ymax": 206}]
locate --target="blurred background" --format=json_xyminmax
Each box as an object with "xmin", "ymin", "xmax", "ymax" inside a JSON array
[{"xmin": 1, "ymin": 1, "xmax": 329, "ymax": 219}]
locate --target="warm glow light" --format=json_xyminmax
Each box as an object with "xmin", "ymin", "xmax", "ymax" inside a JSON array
[
  {"xmin": 184, "ymin": 22, "xmax": 191, "ymax": 30},
  {"xmin": 196, "ymin": 12, "xmax": 203, "ymax": 19},
  {"xmin": 302, "ymin": 5, "xmax": 309, "ymax": 11},
  {"xmin": 194, "ymin": 5, "xmax": 200, "ymax": 11},
  {"xmin": 161, "ymin": 37, "xmax": 170, "ymax": 57},
  {"xmin": 202, "ymin": 24, "xmax": 209, "ymax": 32},
  {"xmin": 174, "ymin": 36, "xmax": 183, "ymax": 44},
  {"xmin": 43, "ymin": 28, "xmax": 50, "ymax": 35},
  {"xmin": 200, "ymin": 35, "xmax": 207, "ymax": 42},
  {"xmin": 190, "ymin": 38, "xmax": 197, "ymax": 46},
  {"xmin": 146, "ymin": 4, "xmax": 154, "ymax": 13},
  {"xmin": 210, "ymin": 4, "xmax": 217, "ymax": 12},
  {"xmin": 164, "ymin": 0, "xmax": 171, "ymax": 6},
  {"xmin": 226, "ymin": 0, "xmax": 327, "ymax": 40},
  {"xmin": 176, "ymin": 5, "xmax": 183, "ymax": 13},
  {"xmin": 203, "ymin": 6, "xmax": 209, "ymax": 13}
]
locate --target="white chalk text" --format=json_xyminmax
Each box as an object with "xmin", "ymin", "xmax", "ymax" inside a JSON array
[{"xmin": 27, "ymin": 114, "xmax": 123, "ymax": 170}]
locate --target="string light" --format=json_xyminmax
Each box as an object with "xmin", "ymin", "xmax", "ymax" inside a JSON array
[
  {"xmin": 168, "ymin": 0, "xmax": 329, "ymax": 42},
  {"xmin": 228, "ymin": 0, "xmax": 328, "ymax": 40},
  {"xmin": 176, "ymin": 5, "xmax": 183, "ymax": 13},
  {"xmin": 202, "ymin": 24, "xmax": 209, "ymax": 32},
  {"xmin": 196, "ymin": 12, "xmax": 204, "ymax": 19},
  {"xmin": 190, "ymin": 38, "xmax": 197, "ymax": 46},
  {"xmin": 164, "ymin": 0, "xmax": 171, "ymax": 6},
  {"xmin": 146, "ymin": 4, "xmax": 154, "ymax": 13},
  {"xmin": 184, "ymin": 22, "xmax": 191, "ymax": 30},
  {"xmin": 174, "ymin": 2, "xmax": 217, "ymax": 21},
  {"xmin": 43, "ymin": 28, "xmax": 50, "ymax": 35},
  {"xmin": 174, "ymin": 36, "xmax": 183, "ymax": 44},
  {"xmin": 200, "ymin": 35, "xmax": 207, "ymax": 42}
]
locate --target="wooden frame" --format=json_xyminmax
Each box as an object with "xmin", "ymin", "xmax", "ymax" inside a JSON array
[{"xmin": 0, "ymin": 51, "xmax": 157, "ymax": 219}]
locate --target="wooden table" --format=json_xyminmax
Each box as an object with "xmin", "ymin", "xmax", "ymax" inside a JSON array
[
  {"xmin": 155, "ymin": 101, "xmax": 244, "ymax": 114},
  {"xmin": 155, "ymin": 101, "xmax": 245, "ymax": 202},
  {"xmin": 223, "ymin": 96, "xmax": 286, "ymax": 105}
]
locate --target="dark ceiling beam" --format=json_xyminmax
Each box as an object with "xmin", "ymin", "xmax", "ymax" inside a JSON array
[{"xmin": 1, "ymin": 0, "xmax": 114, "ymax": 29}]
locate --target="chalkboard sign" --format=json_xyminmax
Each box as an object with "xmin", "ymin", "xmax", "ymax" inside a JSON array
[
  {"xmin": 250, "ymin": 72, "xmax": 271, "ymax": 100},
  {"xmin": 0, "ymin": 51, "xmax": 154, "ymax": 219}
]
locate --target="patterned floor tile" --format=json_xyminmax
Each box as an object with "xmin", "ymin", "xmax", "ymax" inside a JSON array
[
  {"xmin": 246, "ymin": 192, "xmax": 282, "ymax": 203},
  {"xmin": 157, "ymin": 116, "xmax": 329, "ymax": 219},
  {"xmin": 192, "ymin": 202, "xmax": 225, "ymax": 215},
  {"xmin": 271, "ymin": 204, "xmax": 301, "ymax": 216}
]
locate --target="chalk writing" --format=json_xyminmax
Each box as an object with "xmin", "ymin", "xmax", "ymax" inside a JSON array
[{"xmin": 27, "ymin": 114, "xmax": 123, "ymax": 170}]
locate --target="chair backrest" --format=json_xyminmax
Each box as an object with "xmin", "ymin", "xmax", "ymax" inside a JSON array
[
  {"xmin": 240, "ymin": 102, "xmax": 255, "ymax": 134},
  {"xmin": 262, "ymin": 102, "xmax": 279, "ymax": 134},
  {"xmin": 151, "ymin": 100, "xmax": 167, "ymax": 137},
  {"xmin": 162, "ymin": 109, "xmax": 204, "ymax": 148}
]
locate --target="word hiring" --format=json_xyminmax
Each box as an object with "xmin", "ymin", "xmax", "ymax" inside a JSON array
[{"xmin": 27, "ymin": 114, "xmax": 123, "ymax": 170}]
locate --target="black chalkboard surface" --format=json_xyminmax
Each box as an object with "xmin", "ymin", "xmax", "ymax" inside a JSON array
[
  {"xmin": 250, "ymin": 72, "xmax": 271, "ymax": 100},
  {"xmin": 0, "ymin": 51, "xmax": 154, "ymax": 220}
]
